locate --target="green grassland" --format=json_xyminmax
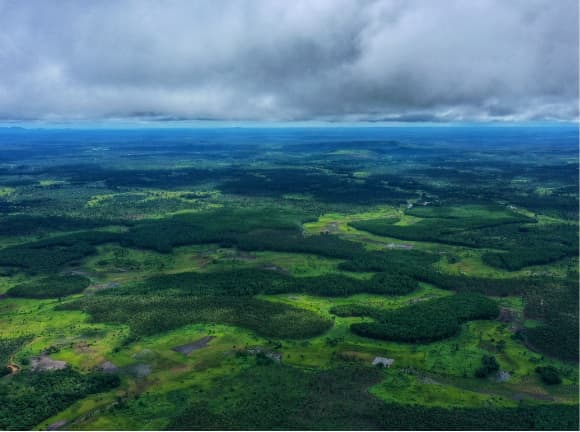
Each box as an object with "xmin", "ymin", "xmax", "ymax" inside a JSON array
[{"xmin": 0, "ymin": 130, "xmax": 577, "ymax": 430}]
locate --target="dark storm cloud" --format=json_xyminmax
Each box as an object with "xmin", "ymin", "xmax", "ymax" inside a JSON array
[{"xmin": 0, "ymin": 0, "xmax": 577, "ymax": 122}]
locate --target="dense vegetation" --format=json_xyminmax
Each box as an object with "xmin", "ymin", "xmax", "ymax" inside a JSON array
[
  {"xmin": 122, "ymin": 208, "xmax": 308, "ymax": 253},
  {"xmin": 523, "ymin": 277, "xmax": 579, "ymax": 362},
  {"xmin": 166, "ymin": 365, "xmax": 578, "ymax": 430},
  {"xmin": 60, "ymin": 294, "xmax": 332, "ymax": 339},
  {"xmin": 0, "ymin": 337, "xmax": 29, "ymax": 375},
  {"xmin": 0, "ymin": 127, "xmax": 577, "ymax": 430},
  {"xmin": 351, "ymin": 215, "xmax": 577, "ymax": 271},
  {"xmin": 0, "ymin": 215, "xmax": 121, "ymax": 237},
  {"xmin": 350, "ymin": 294, "xmax": 499, "ymax": 343},
  {"xmin": 535, "ymin": 366, "xmax": 562, "ymax": 385},
  {"xmin": 0, "ymin": 369, "xmax": 120, "ymax": 430},
  {"xmin": 7, "ymin": 274, "xmax": 90, "ymax": 298},
  {"xmin": 474, "ymin": 355, "xmax": 500, "ymax": 378},
  {"xmin": 0, "ymin": 231, "xmax": 119, "ymax": 274},
  {"xmin": 135, "ymin": 268, "xmax": 418, "ymax": 297},
  {"xmin": 350, "ymin": 212, "xmax": 533, "ymax": 247}
]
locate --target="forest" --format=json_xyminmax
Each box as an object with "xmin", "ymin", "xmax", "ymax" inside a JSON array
[{"xmin": 0, "ymin": 126, "xmax": 577, "ymax": 430}]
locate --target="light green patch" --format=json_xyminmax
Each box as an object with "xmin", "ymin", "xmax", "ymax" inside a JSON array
[
  {"xmin": 39, "ymin": 180, "xmax": 67, "ymax": 187},
  {"xmin": 303, "ymin": 206, "xmax": 401, "ymax": 235},
  {"xmin": 0, "ymin": 297, "xmax": 127, "ymax": 370},
  {"xmin": 370, "ymin": 370, "xmax": 513, "ymax": 408},
  {"xmin": 0, "ymin": 186, "xmax": 15, "ymax": 196}
]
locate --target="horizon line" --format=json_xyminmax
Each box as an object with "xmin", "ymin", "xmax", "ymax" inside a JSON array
[{"xmin": 0, "ymin": 120, "xmax": 578, "ymax": 130}]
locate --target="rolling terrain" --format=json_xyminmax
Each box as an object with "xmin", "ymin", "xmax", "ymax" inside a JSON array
[{"xmin": 0, "ymin": 126, "xmax": 578, "ymax": 430}]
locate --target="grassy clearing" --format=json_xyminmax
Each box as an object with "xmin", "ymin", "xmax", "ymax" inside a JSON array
[
  {"xmin": 39, "ymin": 323, "xmax": 268, "ymax": 430},
  {"xmin": 0, "ymin": 298, "xmax": 127, "ymax": 371},
  {"xmin": 406, "ymin": 204, "xmax": 521, "ymax": 220},
  {"xmin": 303, "ymin": 206, "xmax": 401, "ymax": 235},
  {"xmin": 370, "ymin": 369, "xmax": 514, "ymax": 408}
]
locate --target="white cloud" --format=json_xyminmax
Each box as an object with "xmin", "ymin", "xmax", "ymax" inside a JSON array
[{"xmin": 0, "ymin": 0, "xmax": 577, "ymax": 122}]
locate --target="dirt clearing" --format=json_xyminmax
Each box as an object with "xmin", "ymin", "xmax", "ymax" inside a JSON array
[{"xmin": 172, "ymin": 336, "xmax": 215, "ymax": 355}]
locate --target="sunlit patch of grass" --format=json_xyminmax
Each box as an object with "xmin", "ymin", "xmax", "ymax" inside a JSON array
[
  {"xmin": 0, "ymin": 298, "xmax": 128, "ymax": 370},
  {"xmin": 0, "ymin": 186, "xmax": 15, "ymax": 196},
  {"xmin": 303, "ymin": 206, "xmax": 401, "ymax": 235},
  {"xmin": 38, "ymin": 180, "xmax": 67, "ymax": 187},
  {"xmin": 370, "ymin": 370, "xmax": 512, "ymax": 408}
]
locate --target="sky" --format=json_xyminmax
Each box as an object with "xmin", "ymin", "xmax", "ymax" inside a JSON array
[{"xmin": 0, "ymin": 0, "xmax": 578, "ymax": 125}]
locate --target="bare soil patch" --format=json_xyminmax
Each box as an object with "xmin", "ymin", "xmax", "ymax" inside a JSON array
[
  {"xmin": 235, "ymin": 251, "xmax": 257, "ymax": 261},
  {"xmin": 31, "ymin": 354, "xmax": 67, "ymax": 372},
  {"xmin": 172, "ymin": 336, "xmax": 215, "ymax": 355},
  {"xmin": 90, "ymin": 282, "xmax": 120, "ymax": 293},
  {"xmin": 47, "ymin": 420, "xmax": 68, "ymax": 430},
  {"xmin": 260, "ymin": 264, "xmax": 289, "ymax": 274},
  {"xmin": 74, "ymin": 341, "xmax": 93, "ymax": 354},
  {"xmin": 125, "ymin": 363, "xmax": 152, "ymax": 378},
  {"xmin": 323, "ymin": 222, "xmax": 339, "ymax": 233},
  {"xmin": 99, "ymin": 361, "xmax": 119, "ymax": 373},
  {"xmin": 386, "ymin": 243, "xmax": 413, "ymax": 250}
]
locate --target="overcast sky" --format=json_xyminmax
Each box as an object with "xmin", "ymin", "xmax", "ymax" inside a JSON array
[{"xmin": 0, "ymin": 0, "xmax": 578, "ymax": 124}]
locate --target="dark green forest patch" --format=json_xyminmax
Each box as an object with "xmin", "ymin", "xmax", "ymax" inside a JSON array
[
  {"xmin": 166, "ymin": 365, "xmax": 578, "ymax": 430},
  {"xmin": 0, "ymin": 336, "xmax": 30, "ymax": 376},
  {"xmin": 59, "ymin": 295, "xmax": 332, "ymax": 339},
  {"xmin": 351, "ymin": 217, "xmax": 576, "ymax": 271},
  {"xmin": 133, "ymin": 268, "xmax": 418, "ymax": 298},
  {"xmin": 522, "ymin": 278, "xmax": 579, "ymax": 362},
  {"xmin": 349, "ymin": 214, "xmax": 534, "ymax": 247},
  {"xmin": 0, "ymin": 369, "xmax": 120, "ymax": 430},
  {"xmin": 219, "ymin": 168, "xmax": 417, "ymax": 205},
  {"xmin": 7, "ymin": 274, "xmax": 90, "ymax": 299},
  {"xmin": 122, "ymin": 207, "xmax": 309, "ymax": 253},
  {"xmin": 348, "ymin": 294, "xmax": 499, "ymax": 343},
  {"xmin": 0, "ymin": 215, "xmax": 123, "ymax": 237},
  {"xmin": 0, "ymin": 231, "xmax": 120, "ymax": 274}
]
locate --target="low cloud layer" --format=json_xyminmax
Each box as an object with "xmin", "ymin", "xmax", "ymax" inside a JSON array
[{"xmin": 0, "ymin": 0, "xmax": 578, "ymax": 123}]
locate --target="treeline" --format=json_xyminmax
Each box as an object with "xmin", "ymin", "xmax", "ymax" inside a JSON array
[
  {"xmin": 121, "ymin": 207, "xmax": 308, "ymax": 253},
  {"xmin": 338, "ymin": 249, "xmax": 439, "ymax": 273},
  {"xmin": 339, "ymin": 250, "xmax": 533, "ymax": 297},
  {"xmin": 135, "ymin": 268, "xmax": 419, "ymax": 298},
  {"xmin": 0, "ymin": 369, "xmax": 120, "ymax": 430},
  {"xmin": 40, "ymin": 163, "xmax": 217, "ymax": 190},
  {"xmin": 405, "ymin": 270, "xmax": 535, "ymax": 297},
  {"xmin": 0, "ymin": 212, "xmax": 293, "ymax": 274},
  {"xmin": 234, "ymin": 230, "xmax": 365, "ymax": 259},
  {"xmin": 349, "ymin": 213, "xmax": 533, "ymax": 248},
  {"xmin": 60, "ymin": 266, "xmax": 421, "ymax": 339},
  {"xmin": 219, "ymin": 168, "xmax": 417, "ymax": 205},
  {"xmin": 59, "ymin": 294, "xmax": 332, "ymax": 339},
  {"xmin": 348, "ymin": 294, "xmax": 499, "ymax": 343},
  {"xmin": 0, "ymin": 231, "xmax": 119, "ymax": 274},
  {"xmin": 482, "ymin": 248, "xmax": 571, "ymax": 271},
  {"xmin": 0, "ymin": 208, "xmax": 565, "ymax": 309},
  {"xmin": 510, "ymin": 192, "xmax": 579, "ymax": 220},
  {"xmin": 0, "ymin": 207, "xmax": 310, "ymax": 273},
  {"xmin": 522, "ymin": 278, "xmax": 579, "ymax": 362},
  {"xmin": 0, "ymin": 214, "xmax": 124, "ymax": 237},
  {"xmin": 0, "ymin": 216, "xmax": 539, "ymax": 300},
  {"xmin": 350, "ymin": 215, "xmax": 577, "ymax": 271},
  {"xmin": 7, "ymin": 274, "xmax": 90, "ymax": 299},
  {"xmin": 480, "ymin": 223, "xmax": 578, "ymax": 270}
]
